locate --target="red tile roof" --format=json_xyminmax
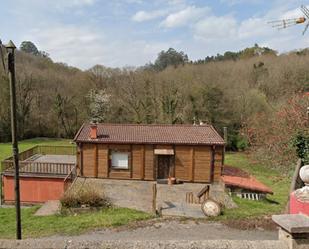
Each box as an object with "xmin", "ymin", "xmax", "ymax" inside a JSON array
[
  {"xmin": 74, "ymin": 123, "xmax": 225, "ymax": 145},
  {"xmin": 222, "ymin": 165, "xmax": 273, "ymax": 194}
]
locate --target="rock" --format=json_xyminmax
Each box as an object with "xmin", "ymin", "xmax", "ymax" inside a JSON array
[
  {"xmin": 209, "ymin": 182, "xmax": 238, "ymax": 209},
  {"xmin": 201, "ymin": 200, "xmax": 221, "ymax": 217}
]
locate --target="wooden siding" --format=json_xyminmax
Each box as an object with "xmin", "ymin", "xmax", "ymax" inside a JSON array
[
  {"xmin": 98, "ymin": 144, "xmax": 108, "ymax": 177},
  {"xmin": 82, "ymin": 143, "xmax": 95, "ymax": 177},
  {"xmin": 81, "ymin": 143, "xmax": 223, "ymax": 183},
  {"xmin": 175, "ymin": 146, "xmax": 191, "ymax": 181},
  {"xmin": 109, "ymin": 170, "xmax": 131, "ymax": 179},
  {"xmin": 144, "ymin": 145, "xmax": 154, "ymax": 180},
  {"xmin": 194, "ymin": 146, "xmax": 211, "ymax": 182},
  {"xmin": 213, "ymin": 146, "xmax": 223, "ymax": 182},
  {"xmin": 132, "ymin": 145, "xmax": 144, "ymax": 179},
  {"xmin": 155, "ymin": 145, "xmax": 173, "ymax": 150}
]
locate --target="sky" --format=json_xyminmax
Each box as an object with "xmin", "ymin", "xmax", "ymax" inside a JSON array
[{"xmin": 1, "ymin": 0, "xmax": 309, "ymax": 70}]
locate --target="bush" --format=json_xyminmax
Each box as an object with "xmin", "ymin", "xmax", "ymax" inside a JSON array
[
  {"xmin": 228, "ymin": 133, "xmax": 248, "ymax": 151},
  {"xmin": 292, "ymin": 132, "xmax": 309, "ymax": 165},
  {"xmin": 60, "ymin": 186, "xmax": 112, "ymax": 209}
]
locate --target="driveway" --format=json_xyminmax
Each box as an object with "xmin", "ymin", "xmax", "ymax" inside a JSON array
[{"xmin": 48, "ymin": 219, "xmax": 277, "ymax": 241}]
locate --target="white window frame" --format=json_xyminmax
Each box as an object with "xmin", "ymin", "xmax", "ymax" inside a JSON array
[{"xmin": 111, "ymin": 151, "xmax": 129, "ymax": 169}]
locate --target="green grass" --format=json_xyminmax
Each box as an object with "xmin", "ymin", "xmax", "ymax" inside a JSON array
[
  {"xmin": 217, "ymin": 152, "xmax": 290, "ymax": 220},
  {"xmin": 0, "ymin": 206, "xmax": 152, "ymax": 239}
]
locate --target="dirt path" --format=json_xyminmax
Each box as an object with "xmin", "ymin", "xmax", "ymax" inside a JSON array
[{"xmin": 48, "ymin": 219, "xmax": 277, "ymax": 241}]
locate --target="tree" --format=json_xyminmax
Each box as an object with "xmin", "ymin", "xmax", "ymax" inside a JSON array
[
  {"xmin": 87, "ymin": 89, "xmax": 110, "ymax": 123},
  {"xmin": 20, "ymin": 41, "xmax": 50, "ymax": 59},
  {"xmin": 20, "ymin": 41, "xmax": 39, "ymax": 56},
  {"xmin": 154, "ymin": 48, "xmax": 188, "ymax": 71}
]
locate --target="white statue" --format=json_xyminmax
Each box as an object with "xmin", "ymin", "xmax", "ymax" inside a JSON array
[
  {"xmin": 295, "ymin": 165, "xmax": 309, "ymax": 202},
  {"xmin": 300, "ymin": 165, "xmax": 309, "ymax": 185}
]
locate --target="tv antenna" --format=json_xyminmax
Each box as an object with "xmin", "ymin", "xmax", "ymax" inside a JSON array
[{"xmin": 268, "ymin": 5, "xmax": 309, "ymax": 35}]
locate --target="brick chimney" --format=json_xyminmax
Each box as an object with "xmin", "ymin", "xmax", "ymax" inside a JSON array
[{"xmin": 90, "ymin": 123, "xmax": 97, "ymax": 139}]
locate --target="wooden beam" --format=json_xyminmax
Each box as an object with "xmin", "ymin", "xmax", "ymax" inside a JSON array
[
  {"xmin": 210, "ymin": 146, "xmax": 215, "ymax": 182},
  {"xmin": 130, "ymin": 145, "xmax": 133, "ymax": 179},
  {"xmin": 80, "ymin": 143, "xmax": 83, "ymax": 176},
  {"xmin": 189, "ymin": 147, "xmax": 194, "ymax": 182},
  {"xmin": 106, "ymin": 145, "xmax": 110, "ymax": 178},
  {"xmin": 152, "ymin": 183, "xmax": 157, "ymax": 214},
  {"xmin": 221, "ymin": 146, "xmax": 224, "ymax": 176},
  {"xmin": 141, "ymin": 145, "xmax": 145, "ymax": 180},
  {"xmin": 94, "ymin": 144, "xmax": 98, "ymax": 178},
  {"xmin": 154, "ymin": 146, "xmax": 157, "ymax": 180}
]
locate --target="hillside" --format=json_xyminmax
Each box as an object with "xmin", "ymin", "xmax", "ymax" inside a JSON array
[{"xmin": 0, "ymin": 44, "xmax": 308, "ymax": 171}]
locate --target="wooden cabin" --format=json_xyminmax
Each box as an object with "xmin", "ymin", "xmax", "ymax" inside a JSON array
[{"xmin": 74, "ymin": 123, "xmax": 225, "ymax": 183}]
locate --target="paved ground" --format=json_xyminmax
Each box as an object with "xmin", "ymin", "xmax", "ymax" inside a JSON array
[
  {"xmin": 48, "ymin": 219, "xmax": 278, "ymax": 241},
  {"xmin": 161, "ymin": 202, "xmax": 205, "ymax": 218},
  {"xmin": 74, "ymin": 178, "xmax": 211, "ymax": 214},
  {"xmin": 30, "ymin": 154, "xmax": 76, "ymax": 164},
  {"xmin": 0, "ymin": 239, "xmax": 287, "ymax": 249},
  {"xmin": 34, "ymin": 200, "xmax": 61, "ymax": 216}
]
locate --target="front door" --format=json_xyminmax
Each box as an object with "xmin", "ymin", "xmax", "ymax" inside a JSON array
[{"xmin": 157, "ymin": 155, "xmax": 171, "ymax": 179}]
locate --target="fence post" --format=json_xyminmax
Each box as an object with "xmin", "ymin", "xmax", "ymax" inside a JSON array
[
  {"xmin": 152, "ymin": 183, "xmax": 157, "ymax": 214},
  {"xmin": 0, "ymin": 173, "xmax": 2, "ymax": 206}
]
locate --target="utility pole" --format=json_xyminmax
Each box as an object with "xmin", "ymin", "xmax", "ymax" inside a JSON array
[{"xmin": 6, "ymin": 40, "xmax": 22, "ymax": 240}]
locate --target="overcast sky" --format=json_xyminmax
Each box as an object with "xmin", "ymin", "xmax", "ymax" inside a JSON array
[{"xmin": 1, "ymin": 0, "xmax": 309, "ymax": 69}]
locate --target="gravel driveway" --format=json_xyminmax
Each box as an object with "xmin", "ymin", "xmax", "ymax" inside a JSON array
[{"xmin": 48, "ymin": 219, "xmax": 277, "ymax": 241}]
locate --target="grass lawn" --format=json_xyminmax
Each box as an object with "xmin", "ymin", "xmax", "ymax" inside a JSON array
[
  {"xmin": 218, "ymin": 152, "xmax": 290, "ymax": 220},
  {"xmin": 0, "ymin": 206, "xmax": 152, "ymax": 239}
]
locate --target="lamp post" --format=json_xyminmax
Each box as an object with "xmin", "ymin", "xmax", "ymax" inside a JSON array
[{"xmin": 3, "ymin": 40, "xmax": 22, "ymax": 240}]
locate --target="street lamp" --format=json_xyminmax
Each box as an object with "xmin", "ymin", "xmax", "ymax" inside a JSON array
[{"xmin": 0, "ymin": 40, "xmax": 22, "ymax": 240}]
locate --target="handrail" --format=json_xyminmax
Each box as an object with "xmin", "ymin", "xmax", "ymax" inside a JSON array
[{"xmin": 64, "ymin": 165, "xmax": 77, "ymax": 182}]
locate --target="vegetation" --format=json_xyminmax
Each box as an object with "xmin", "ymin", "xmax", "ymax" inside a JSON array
[
  {"xmin": 219, "ymin": 152, "xmax": 290, "ymax": 220},
  {"xmin": 292, "ymin": 132, "xmax": 309, "ymax": 165},
  {"xmin": 0, "ymin": 41, "xmax": 308, "ymax": 172},
  {"xmin": 61, "ymin": 186, "xmax": 111, "ymax": 208},
  {"xmin": 0, "ymin": 206, "xmax": 151, "ymax": 239}
]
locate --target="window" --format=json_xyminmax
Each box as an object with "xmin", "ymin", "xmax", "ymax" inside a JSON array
[{"xmin": 111, "ymin": 152, "xmax": 129, "ymax": 169}]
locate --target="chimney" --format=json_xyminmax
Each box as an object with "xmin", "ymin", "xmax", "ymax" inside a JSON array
[{"xmin": 90, "ymin": 123, "xmax": 97, "ymax": 139}]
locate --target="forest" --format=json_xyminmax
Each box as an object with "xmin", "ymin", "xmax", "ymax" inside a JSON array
[{"xmin": 0, "ymin": 42, "xmax": 308, "ymax": 172}]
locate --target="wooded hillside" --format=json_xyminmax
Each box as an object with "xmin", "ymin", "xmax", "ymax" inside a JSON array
[{"xmin": 0, "ymin": 44, "xmax": 308, "ymax": 171}]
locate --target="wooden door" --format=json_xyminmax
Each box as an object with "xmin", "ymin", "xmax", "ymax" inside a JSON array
[{"xmin": 157, "ymin": 155, "xmax": 170, "ymax": 179}]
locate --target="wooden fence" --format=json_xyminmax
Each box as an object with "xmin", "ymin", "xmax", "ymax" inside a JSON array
[
  {"xmin": 4, "ymin": 161, "xmax": 76, "ymax": 176},
  {"xmin": 1, "ymin": 145, "xmax": 77, "ymax": 174}
]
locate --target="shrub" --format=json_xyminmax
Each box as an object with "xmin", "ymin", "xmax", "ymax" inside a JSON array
[
  {"xmin": 60, "ymin": 186, "xmax": 112, "ymax": 209},
  {"xmin": 292, "ymin": 132, "xmax": 309, "ymax": 165}
]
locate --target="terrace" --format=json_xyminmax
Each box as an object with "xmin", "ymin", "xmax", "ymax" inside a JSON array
[
  {"xmin": 1, "ymin": 145, "xmax": 77, "ymax": 204},
  {"xmin": 1, "ymin": 145, "xmax": 77, "ymax": 178}
]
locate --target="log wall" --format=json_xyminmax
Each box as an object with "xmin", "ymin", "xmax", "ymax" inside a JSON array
[{"xmin": 81, "ymin": 143, "xmax": 224, "ymax": 183}]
